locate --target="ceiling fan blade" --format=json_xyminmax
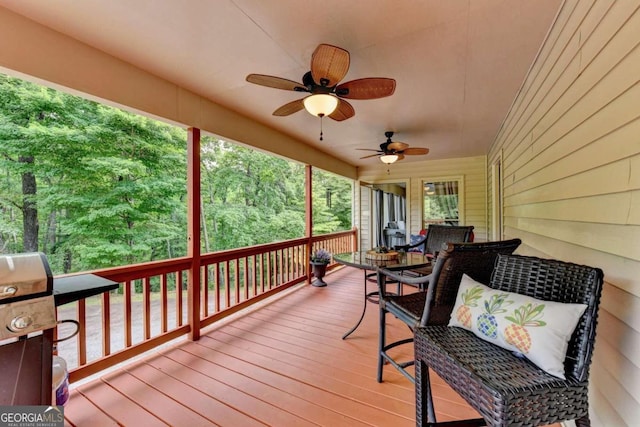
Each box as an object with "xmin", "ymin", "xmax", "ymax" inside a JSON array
[
  {"xmin": 360, "ymin": 153, "xmax": 381, "ymax": 159},
  {"xmin": 311, "ymin": 44, "xmax": 350, "ymax": 87},
  {"xmin": 402, "ymin": 147, "xmax": 430, "ymax": 155},
  {"xmin": 356, "ymin": 148, "xmax": 382, "ymax": 152},
  {"xmin": 336, "ymin": 78, "xmax": 396, "ymax": 99},
  {"xmin": 328, "ymin": 98, "xmax": 355, "ymax": 121},
  {"xmin": 246, "ymin": 74, "xmax": 307, "ymax": 91},
  {"xmin": 396, "ymin": 154, "xmax": 405, "ymax": 161},
  {"xmin": 388, "ymin": 141, "xmax": 409, "ymax": 151},
  {"xmin": 273, "ymin": 99, "xmax": 305, "ymax": 116}
]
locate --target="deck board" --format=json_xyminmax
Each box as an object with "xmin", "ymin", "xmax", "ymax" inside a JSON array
[
  {"xmin": 63, "ymin": 392, "xmax": 119, "ymax": 427},
  {"xmin": 64, "ymin": 266, "xmax": 485, "ymax": 426},
  {"xmin": 154, "ymin": 350, "xmax": 363, "ymax": 426}
]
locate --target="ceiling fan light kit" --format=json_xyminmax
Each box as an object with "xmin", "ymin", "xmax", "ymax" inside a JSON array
[
  {"xmin": 303, "ymin": 94, "xmax": 338, "ymax": 117},
  {"xmin": 379, "ymin": 154, "xmax": 399, "ymax": 164}
]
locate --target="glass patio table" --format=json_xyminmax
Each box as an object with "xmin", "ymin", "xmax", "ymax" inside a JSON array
[{"xmin": 333, "ymin": 251, "xmax": 431, "ymax": 339}]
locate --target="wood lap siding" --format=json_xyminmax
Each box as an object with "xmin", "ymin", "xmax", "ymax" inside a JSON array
[
  {"xmin": 357, "ymin": 184, "xmax": 372, "ymax": 252},
  {"xmin": 487, "ymin": 0, "xmax": 640, "ymax": 425}
]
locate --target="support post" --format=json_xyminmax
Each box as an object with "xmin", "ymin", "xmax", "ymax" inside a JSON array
[
  {"xmin": 305, "ymin": 165, "xmax": 313, "ymax": 284},
  {"xmin": 187, "ymin": 127, "xmax": 201, "ymax": 340}
]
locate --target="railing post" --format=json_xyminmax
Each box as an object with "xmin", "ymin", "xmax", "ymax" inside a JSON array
[
  {"xmin": 187, "ymin": 127, "xmax": 201, "ymax": 340},
  {"xmin": 352, "ymin": 226, "xmax": 359, "ymax": 251},
  {"xmin": 305, "ymin": 164, "xmax": 313, "ymax": 284}
]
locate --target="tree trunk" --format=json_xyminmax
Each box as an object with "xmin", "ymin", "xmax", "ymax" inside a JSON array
[
  {"xmin": 20, "ymin": 155, "xmax": 38, "ymax": 252},
  {"xmin": 43, "ymin": 210, "xmax": 57, "ymax": 253},
  {"xmin": 63, "ymin": 249, "xmax": 72, "ymax": 274},
  {"xmin": 200, "ymin": 194, "xmax": 210, "ymax": 253},
  {"xmin": 166, "ymin": 239, "xmax": 172, "ymax": 259}
]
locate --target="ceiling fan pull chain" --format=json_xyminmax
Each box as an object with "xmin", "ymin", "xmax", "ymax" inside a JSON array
[{"xmin": 319, "ymin": 114, "xmax": 324, "ymax": 141}]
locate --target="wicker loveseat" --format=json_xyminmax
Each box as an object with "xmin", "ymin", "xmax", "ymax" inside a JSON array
[{"xmin": 414, "ymin": 254, "xmax": 604, "ymax": 427}]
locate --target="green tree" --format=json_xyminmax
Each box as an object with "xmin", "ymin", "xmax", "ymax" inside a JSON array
[
  {"xmin": 201, "ymin": 138, "xmax": 306, "ymax": 250},
  {"xmin": 52, "ymin": 106, "xmax": 187, "ymax": 270},
  {"xmin": 0, "ymin": 73, "xmax": 353, "ymax": 277},
  {"xmin": 0, "ymin": 75, "xmax": 187, "ymax": 273},
  {"xmin": 312, "ymin": 168, "xmax": 352, "ymax": 234},
  {"xmin": 0, "ymin": 75, "xmax": 99, "ymax": 256}
]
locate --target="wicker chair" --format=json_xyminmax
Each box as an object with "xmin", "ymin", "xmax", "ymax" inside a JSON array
[
  {"xmin": 414, "ymin": 254, "xmax": 604, "ymax": 427},
  {"xmin": 376, "ymin": 239, "xmax": 522, "ymax": 383},
  {"xmin": 394, "ymin": 224, "xmax": 475, "ymax": 288},
  {"xmin": 395, "ymin": 224, "xmax": 475, "ymax": 258}
]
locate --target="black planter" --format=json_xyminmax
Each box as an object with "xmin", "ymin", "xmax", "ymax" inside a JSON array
[{"xmin": 310, "ymin": 262, "xmax": 328, "ymax": 287}]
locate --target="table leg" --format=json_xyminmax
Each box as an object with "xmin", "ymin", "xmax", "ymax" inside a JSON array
[{"xmin": 341, "ymin": 269, "xmax": 370, "ymax": 339}]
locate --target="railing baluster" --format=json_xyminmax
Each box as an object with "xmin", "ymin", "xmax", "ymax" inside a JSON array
[
  {"xmin": 202, "ymin": 265, "xmax": 209, "ymax": 318},
  {"xmin": 273, "ymin": 251, "xmax": 278, "ymax": 288},
  {"xmin": 161, "ymin": 273, "xmax": 168, "ymax": 333},
  {"xmin": 215, "ymin": 263, "xmax": 221, "ymax": 313},
  {"xmin": 253, "ymin": 255, "xmax": 258, "ymax": 297},
  {"xmin": 260, "ymin": 254, "xmax": 265, "ymax": 293},
  {"xmin": 176, "ymin": 272, "xmax": 183, "ymax": 327},
  {"xmin": 143, "ymin": 276, "xmax": 151, "ymax": 340},
  {"xmin": 77, "ymin": 299, "xmax": 87, "ymax": 366},
  {"xmin": 280, "ymin": 249, "xmax": 284, "ymax": 285},
  {"xmin": 266, "ymin": 252, "xmax": 271, "ymax": 290},
  {"xmin": 284, "ymin": 248, "xmax": 289, "ymax": 282},
  {"xmin": 235, "ymin": 259, "xmax": 240, "ymax": 305},
  {"xmin": 224, "ymin": 260, "xmax": 230, "ymax": 309},
  {"xmin": 244, "ymin": 257, "xmax": 249, "ymax": 301},
  {"xmin": 124, "ymin": 280, "xmax": 132, "ymax": 347},
  {"xmin": 281, "ymin": 249, "xmax": 285, "ymax": 283},
  {"xmin": 296, "ymin": 245, "xmax": 300, "ymax": 277},
  {"xmin": 102, "ymin": 292, "xmax": 111, "ymax": 356}
]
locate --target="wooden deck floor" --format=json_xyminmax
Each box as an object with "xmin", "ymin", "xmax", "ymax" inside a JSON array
[{"xmin": 63, "ymin": 266, "xmax": 482, "ymax": 426}]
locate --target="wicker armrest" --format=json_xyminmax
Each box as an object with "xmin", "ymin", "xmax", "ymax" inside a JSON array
[{"xmin": 378, "ymin": 268, "xmax": 432, "ymax": 287}]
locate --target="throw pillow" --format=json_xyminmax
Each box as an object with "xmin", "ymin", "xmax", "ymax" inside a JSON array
[
  {"xmin": 408, "ymin": 234, "xmax": 425, "ymax": 252},
  {"xmin": 448, "ymin": 274, "xmax": 587, "ymax": 379}
]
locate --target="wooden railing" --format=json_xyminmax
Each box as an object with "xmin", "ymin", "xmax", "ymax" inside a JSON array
[{"xmin": 56, "ymin": 229, "xmax": 357, "ymax": 383}]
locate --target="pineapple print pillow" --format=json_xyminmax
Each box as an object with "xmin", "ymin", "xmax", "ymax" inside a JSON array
[{"xmin": 448, "ymin": 274, "xmax": 587, "ymax": 379}]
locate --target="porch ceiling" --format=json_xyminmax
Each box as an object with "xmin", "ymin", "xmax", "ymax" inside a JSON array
[{"xmin": 0, "ymin": 0, "xmax": 561, "ymax": 166}]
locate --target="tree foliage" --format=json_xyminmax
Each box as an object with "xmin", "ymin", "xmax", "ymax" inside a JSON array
[{"xmin": 0, "ymin": 74, "xmax": 352, "ymax": 275}]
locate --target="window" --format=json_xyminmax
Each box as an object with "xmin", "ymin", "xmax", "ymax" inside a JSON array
[{"xmin": 422, "ymin": 176, "xmax": 464, "ymax": 228}]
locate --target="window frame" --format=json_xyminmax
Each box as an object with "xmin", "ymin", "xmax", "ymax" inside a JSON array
[{"xmin": 421, "ymin": 175, "xmax": 465, "ymax": 229}]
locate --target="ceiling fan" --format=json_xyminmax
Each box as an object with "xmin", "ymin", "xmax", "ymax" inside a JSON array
[
  {"xmin": 246, "ymin": 43, "xmax": 396, "ymax": 123},
  {"xmin": 358, "ymin": 131, "xmax": 430, "ymax": 164}
]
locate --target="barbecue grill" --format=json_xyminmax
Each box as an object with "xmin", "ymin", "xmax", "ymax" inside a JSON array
[{"xmin": 0, "ymin": 253, "xmax": 57, "ymax": 405}]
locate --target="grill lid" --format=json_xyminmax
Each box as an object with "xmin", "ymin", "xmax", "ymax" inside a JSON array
[{"xmin": 0, "ymin": 253, "xmax": 52, "ymax": 303}]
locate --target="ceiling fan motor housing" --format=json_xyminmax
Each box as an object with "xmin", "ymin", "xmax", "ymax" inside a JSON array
[
  {"xmin": 381, "ymin": 131, "xmax": 397, "ymax": 153},
  {"xmin": 302, "ymin": 72, "xmax": 333, "ymax": 93}
]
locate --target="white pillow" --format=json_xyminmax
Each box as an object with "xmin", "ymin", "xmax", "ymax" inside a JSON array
[{"xmin": 448, "ymin": 274, "xmax": 587, "ymax": 379}]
